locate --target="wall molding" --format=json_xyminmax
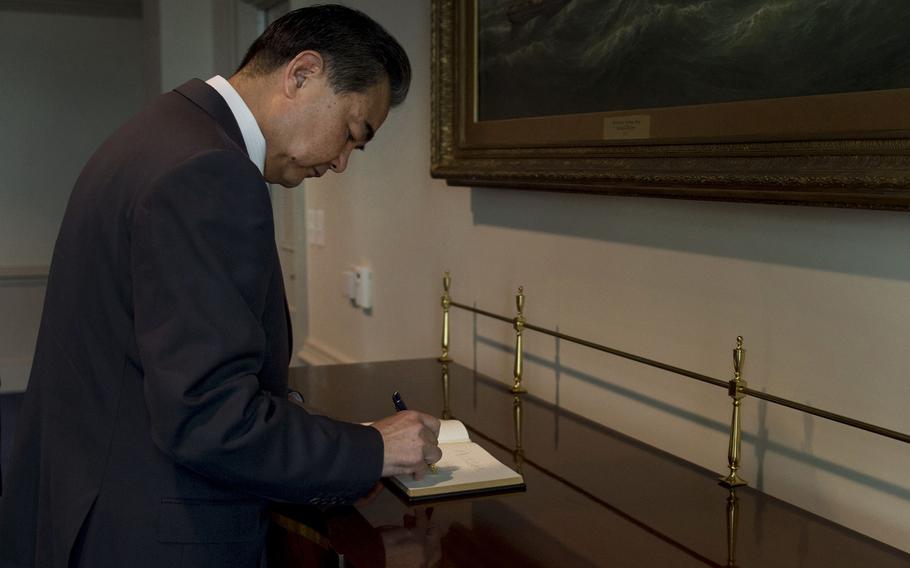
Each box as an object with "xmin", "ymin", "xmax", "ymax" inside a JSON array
[
  {"xmin": 298, "ymin": 338, "xmax": 353, "ymax": 366},
  {"xmin": 0, "ymin": 0, "xmax": 142, "ymax": 19},
  {"xmin": 0, "ymin": 265, "xmax": 49, "ymax": 284}
]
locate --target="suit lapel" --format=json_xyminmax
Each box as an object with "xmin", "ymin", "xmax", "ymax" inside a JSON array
[
  {"xmin": 174, "ymin": 79, "xmax": 249, "ymax": 157},
  {"xmin": 175, "ymin": 79, "xmax": 293, "ymax": 362}
]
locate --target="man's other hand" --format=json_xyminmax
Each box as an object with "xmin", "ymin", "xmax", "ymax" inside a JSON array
[{"xmin": 371, "ymin": 411, "xmax": 442, "ymax": 479}]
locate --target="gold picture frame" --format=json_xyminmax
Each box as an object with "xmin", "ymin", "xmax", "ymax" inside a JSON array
[{"xmin": 430, "ymin": 0, "xmax": 910, "ymax": 210}]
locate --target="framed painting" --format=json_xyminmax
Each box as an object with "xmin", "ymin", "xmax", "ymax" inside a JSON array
[{"xmin": 430, "ymin": 0, "xmax": 910, "ymax": 209}]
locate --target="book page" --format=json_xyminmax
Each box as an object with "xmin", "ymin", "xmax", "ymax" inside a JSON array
[
  {"xmin": 438, "ymin": 419, "xmax": 470, "ymax": 444},
  {"xmin": 393, "ymin": 441, "xmax": 523, "ymax": 497}
]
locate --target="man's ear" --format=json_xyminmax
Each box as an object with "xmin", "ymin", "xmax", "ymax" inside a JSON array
[{"xmin": 284, "ymin": 50, "xmax": 325, "ymax": 96}]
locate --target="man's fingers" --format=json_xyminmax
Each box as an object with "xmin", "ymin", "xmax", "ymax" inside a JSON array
[
  {"xmin": 422, "ymin": 443, "xmax": 443, "ymax": 465},
  {"xmin": 411, "ymin": 460, "xmax": 429, "ymax": 480},
  {"xmin": 419, "ymin": 426, "xmax": 438, "ymax": 447},
  {"xmin": 418, "ymin": 413, "xmax": 441, "ymax": 437},
  {"xmin": 374, "ymin": 410, "xmax": 443, "ymax": 477}
]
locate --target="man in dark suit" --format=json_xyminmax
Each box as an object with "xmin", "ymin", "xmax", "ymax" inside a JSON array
[{"xmin": 0, "ymin": 6, "xmax": 441, "ymax": 567}]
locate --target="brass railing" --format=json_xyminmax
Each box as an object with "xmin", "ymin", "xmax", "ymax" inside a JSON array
[{"xmin": 435, "ymin": 273, "xmax": 910, "ymax": 490}]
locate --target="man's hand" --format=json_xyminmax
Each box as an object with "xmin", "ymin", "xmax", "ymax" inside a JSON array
[
  {"xmin": 380, "ymin": 507, "xmax": 442, "ymax": 567},
  {"xmin": 371, "ymin": 411, "xmax": 442, "ymax": 479},
  {"xmin": 353, "ymin": 481, "xmax": 385, "ymax": 508}
]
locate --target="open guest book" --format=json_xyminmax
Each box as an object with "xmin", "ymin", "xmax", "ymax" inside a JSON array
[{"xmin": 388, "ymin": 419, "xmax": 526, "ymax": 502}]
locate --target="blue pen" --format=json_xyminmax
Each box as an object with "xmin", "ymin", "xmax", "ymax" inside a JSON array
[{"xmin": 392, "ymin": 391, "xmax": 408, "ymax": 412}]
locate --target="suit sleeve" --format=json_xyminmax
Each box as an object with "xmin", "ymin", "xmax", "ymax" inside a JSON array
[{"xmin": 131, "ymin": 149, "xmax": 382, "ymax": 504}]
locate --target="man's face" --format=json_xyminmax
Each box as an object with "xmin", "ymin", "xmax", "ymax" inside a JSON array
[{"xmin": 263, "ymin": 64, "xmax": 391, "ymax": 188}]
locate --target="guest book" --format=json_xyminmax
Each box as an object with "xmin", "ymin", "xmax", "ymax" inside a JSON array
[{"xmin": 388, "ymin": 420, "xmax": 525, "ymax": 501}]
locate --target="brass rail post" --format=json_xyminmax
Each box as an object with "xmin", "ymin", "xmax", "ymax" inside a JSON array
[
  {"xmin": 511, "ymin": 286, "xmax": 527, "ymax": 394},
  {"xmin": 725, "ymin": 488, "xmax": 740, "ymax": 567},
  {"xmin": 513, "ymin": 393, "xmax": 525, "ymax": 473},
  {"xmin": 719, "ymin": 336, "xmax": 748, "ymax": 487},
  {"xmin": 440, "ymin": 363, "xmax": 451, "ymax": 419},
  {"xmin": 438, "ymin": 271, "xmax": 453, "ymax": 362}
]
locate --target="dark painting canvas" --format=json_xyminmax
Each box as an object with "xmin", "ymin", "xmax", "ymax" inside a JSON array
[{"xmin": 477, "ymin": 0, "xmax": 910, "ymax": 121}]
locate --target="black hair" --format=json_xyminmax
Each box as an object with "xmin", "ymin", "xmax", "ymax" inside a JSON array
[{"xmin": 237, "ymin": 4, "xmax": 411, "ymax": 107}]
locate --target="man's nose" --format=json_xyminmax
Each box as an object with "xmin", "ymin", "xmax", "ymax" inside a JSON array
[{"xmin": 330, "ymin": 147, "xmax": 352, "ymax": 174}]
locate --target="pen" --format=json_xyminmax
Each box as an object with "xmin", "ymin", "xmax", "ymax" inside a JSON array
[
  {"xmin": 391, "ymin": 391, "xmax": 438, "ymax": 474},
  {"xmin": 392, "ymin": 391, "xmax": 408, "ymax": 411}
]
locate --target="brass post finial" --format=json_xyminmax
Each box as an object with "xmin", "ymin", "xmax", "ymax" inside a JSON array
[
  {"xmin": 438, "ymin": 271, "xmax": 453, "ymax": 362},
  {"xmin": 733, "ymin": 336, "xmax": 744, "ymax": 377},
  {"xmin": 511, "ymin": 286, "xmax": 526, "ymax": 393},
  {"xmin": 720, "ymin": 335, "xmax": 748, "ymax": 487}
]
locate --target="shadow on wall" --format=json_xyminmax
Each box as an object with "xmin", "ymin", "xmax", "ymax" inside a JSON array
[
  {"xmin": 474, "ymin": 332, "xmax": 910, "ymax": 505},
  {"xmin": 466, "ymin": 188, "xmax": 910, "ymax": 501},
  {"xmin": 470, "ymin": 187, "xmax": 910, "ymax": 282}
]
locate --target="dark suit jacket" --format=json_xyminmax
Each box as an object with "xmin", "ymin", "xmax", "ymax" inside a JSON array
[{"xmin": 0, "ymin": 80, "xmax": 383, "ymax": 568}]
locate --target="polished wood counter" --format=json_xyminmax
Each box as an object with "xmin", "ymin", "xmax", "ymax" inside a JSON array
[{"xmin": 269, "ymin": 359, "xmax": 909, "ymax": 567}]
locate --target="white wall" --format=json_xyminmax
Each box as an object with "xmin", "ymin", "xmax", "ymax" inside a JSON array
[
  {"xmin": 298, "ymin": 0, "xmax": 910, "ymax": 552},
  {"xmin": 158, "ymin": 0, "xmax": 262, "ymax": 90},
  {"xmin": 0, "ymin": 10, "xmax": 145, "ymax": 392},
  {"xmin": 0, "ymin": 1, "xmax": 270, "ymax": 394},
  {"xmin": 158, "ymin": 0, "xmax": 215, "ymax": 91},
  {"xmin": 0, "ymin": 10, "xmax": 144, "ymax": 267}
]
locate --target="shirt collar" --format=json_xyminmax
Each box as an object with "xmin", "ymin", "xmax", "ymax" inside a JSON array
[{"xmin": 205, "ymin": 75, "xmax": 267, "ymax": 176}]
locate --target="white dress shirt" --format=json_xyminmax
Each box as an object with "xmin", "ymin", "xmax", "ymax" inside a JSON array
[{"xmin": 205, "ymin": 75, "xmax": 267, "ymax": 176}]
